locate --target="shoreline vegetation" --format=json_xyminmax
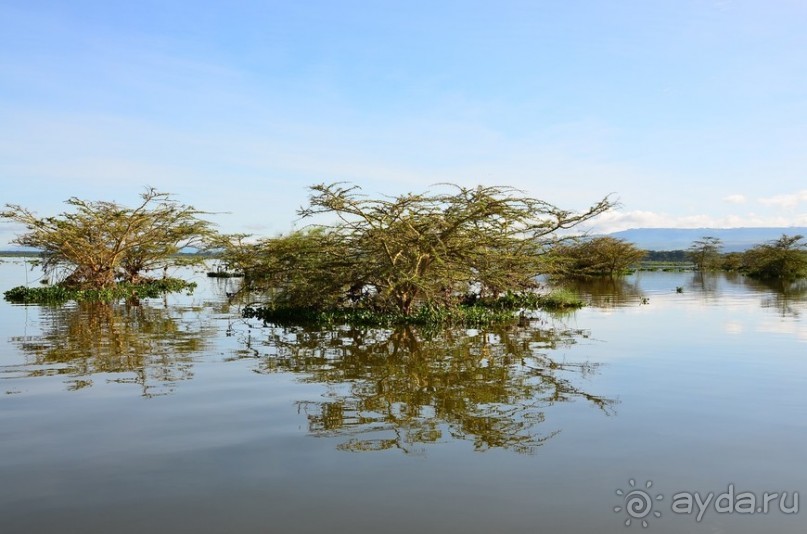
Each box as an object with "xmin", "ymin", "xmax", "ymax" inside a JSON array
[{"xmin": 2, "ymin": 185, "xmax": 806, "ymax": 323}]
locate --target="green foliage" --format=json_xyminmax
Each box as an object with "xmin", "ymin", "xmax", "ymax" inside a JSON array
[
  {"xmin": 548, "ymin": 236, "xmax": 645, "ymax": 278},
  {"xmin": 742, "ymin": 234, "xmax": 807, "ymax": 280},
  {"xmin": 471, "ymin": 289, "xmax": 583, "ymax": 310},
  {"xmin": 1, "ymin": 188, "xmax": 215, "ymax": 289},
  {"xmin": 244, "ymin": 289, "xmax": 583, "ymax": 327},
  {"xmin": 535, "ymin": 288, "xmax": 585, "ymax": 309},
  {"xmin": 688, "ymin": 236, "xmax": 723, "ymax": 271},
  {"xmin": 223, "ymin": 182, "xmax": 612, "ymax": 317},
  {"xmin": 219, "ymin": 228, "xmax": 357, "ymax": 310},
  {"xmin": 244, "ymin": 304, "xmax": 515, "ymax": 327},
  {"xmin": 720, "ymin": 252, "xmax": 745, "ymax": 272},
  {"xmin": 3, "ymin": 278, "xmax": 196, "ymax": 304}
]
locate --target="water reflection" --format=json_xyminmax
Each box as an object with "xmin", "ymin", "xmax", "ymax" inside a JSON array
[
  {"xmin": 7, "ymin": 302, "xmax": 214, "ymax": 396},
  {"xmin": 237, "ymin": 323, "xmax": 616, "ymax": 454},
  {"xmin": 685, "ymin": 273, "xmax": 807, "ymax": 317},
  {"xmin": 745, "ymin": 278, "xmax": 807, "ymax": 318},
  {"xmin": 688, "ymin": 272, "xmax": 720, "ymax": 295},
  {"xmin": 561, "ymin": 276, "xmax": 645, "ymax": 307},
  {"xmin": 562, "ymin": 273, "xmax": 807, "ymax": 318}
]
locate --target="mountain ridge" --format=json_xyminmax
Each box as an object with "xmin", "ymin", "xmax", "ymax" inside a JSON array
[{"xmin": 607, "ymin": 227, "xmax": 807, "ymax": 252}]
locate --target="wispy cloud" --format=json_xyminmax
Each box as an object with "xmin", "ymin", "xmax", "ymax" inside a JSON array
[
  {"xmin": 586, "ymin": 209, "xmax": 807, "ymax": 234},
  {"xmin": 758, "ymin": 190, "xmax": 807, "ymax": 209},
  {"xmin": 723, "ymin": 194, "xmax": 747, "ymax": 204}
]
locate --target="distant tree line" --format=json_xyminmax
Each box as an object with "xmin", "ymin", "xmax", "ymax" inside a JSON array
[
  {"xmin": 628, "ymin": 235, "xmax": 807, "ymax": 280},
  {"xmin": 643, "ymin": 250, "xmax": 689, "ymax": 262},
  {"xmin": 685, "ymin": 235, "xmax": 807, "ymax": 279}
]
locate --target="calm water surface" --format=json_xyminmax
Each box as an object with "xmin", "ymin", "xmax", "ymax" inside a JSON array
[{"xmin": 1, "ymin": 260, "xmax": 806, "ymax": 533}]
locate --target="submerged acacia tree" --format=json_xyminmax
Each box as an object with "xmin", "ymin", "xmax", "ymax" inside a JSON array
[
  {"xmin": 742, "ymin": 234, "xmax": 807, "ymax": 280},
  {"xmin": 229, "ymin": 183, "xmax": 613, "ymax": 315},
  {"xmin": 2, "ymin": 188, "xmax": 215, "ymax": 289},
  {"xmin": 548, "ymin": 236, "xmax": 645, "ymax": 278},
  {"xmin": 688, "ymin": 236, "xmax": 723, "ymax": 271}
]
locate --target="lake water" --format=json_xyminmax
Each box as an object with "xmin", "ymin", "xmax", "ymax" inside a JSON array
[{"xmin": 1, "ymin": 259, "xmax": 805, "ymax": 533}]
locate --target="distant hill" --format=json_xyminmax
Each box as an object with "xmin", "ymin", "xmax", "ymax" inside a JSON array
[{"xmin": 607, "ymin": 227, "xmax": 807, "ymax": 252}]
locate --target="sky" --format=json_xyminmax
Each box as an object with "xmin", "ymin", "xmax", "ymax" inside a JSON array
[{"xmin": 1, "ymin": 0, "xmax": 806, "ymax": 246}]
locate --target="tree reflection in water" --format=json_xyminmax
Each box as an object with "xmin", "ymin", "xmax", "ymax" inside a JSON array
[
  {"xmin": 9, "ymin": 301, "xmax": 214, "ymax": 397},
  {"xmin": 741, "ymin": 277, "xmax": 807, "ymax": 318},
  {"xmin": 560, "ymin": 276, "xmax": 645, "ymax": 308},
  {"xmin": 242, "ymin": 323, "xmax": 616, "ymax": 454},
  {"xmin": 686, "ymin": 273, "xmax": 807, "ymax": 318}
]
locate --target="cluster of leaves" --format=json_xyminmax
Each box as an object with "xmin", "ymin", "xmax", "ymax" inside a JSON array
[
  {"xmin": 546, "ymin": 236, "xmax": 645, "ymax": 278},
  {"xmin": 223, "ymin": 183, "xmax": 612, "ymax": 317},
  {"xmin": 4, "ymin": 278, "xmax": 196, "ymax": 304},
  {"xmin": 1, "ymin": 188, "xmax": 215, "ymax": 289}
]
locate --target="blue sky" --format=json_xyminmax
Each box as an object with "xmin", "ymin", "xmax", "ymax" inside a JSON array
[{"xmin": 1, "ymin": 0, "xmax": 806, "ymax": 246}]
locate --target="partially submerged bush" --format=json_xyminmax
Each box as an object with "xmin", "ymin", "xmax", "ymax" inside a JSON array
[
  {"xmin": 688, "ymin": 236, "xmax": 723, "ymax": 271},
  {"xmin": 4, "ymin": 278, "xmax": 196, "ymax": 304},
  {"xmin": 547, "ymin": 237, "xmax": 645, "ymax": 278},
  {"xmin": 536, "ymin": 289, "xmax": 585, "ymax": 309},
  {"xmin": 1, "ymin": 188, "xmax": 215, "ymax": 289},
  {"xmin": 222, "ymin": 182, "xmax": 613, "ymax": 318},
  {"xmin": 742, "ymin": 234, "xmax": 807, "ymax": 280}
]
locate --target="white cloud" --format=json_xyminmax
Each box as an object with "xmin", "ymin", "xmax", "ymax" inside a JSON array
[
  {"xmin": 723, "ymin": 194, "xmax": 747, "ymax": 204},
  {"xmin": 758, "ymin": 190, "xmax": 807, "ymax": 209},
  {"xmin": 584, "ymin": 210, "xmax": 807, "ymax": 234}
]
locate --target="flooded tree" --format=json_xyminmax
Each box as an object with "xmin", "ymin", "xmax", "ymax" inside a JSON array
[
  {"xmin": 687, "ymin": 236, "xmax": 723, "ymax": 271},
  {"xmin": 224, "ymin": 183, "xmax": 613, "ymax": 317},
  {"xmin": 2, "ymin": 188, "xmax": 215, "ymax": 289},
  {"xmin": 548, "ymin": 236, "xmax": 645, "ymax": 278},
  {"xmin": 742, "ymin": 234, "xmax": 807, "ymax": 280}
]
